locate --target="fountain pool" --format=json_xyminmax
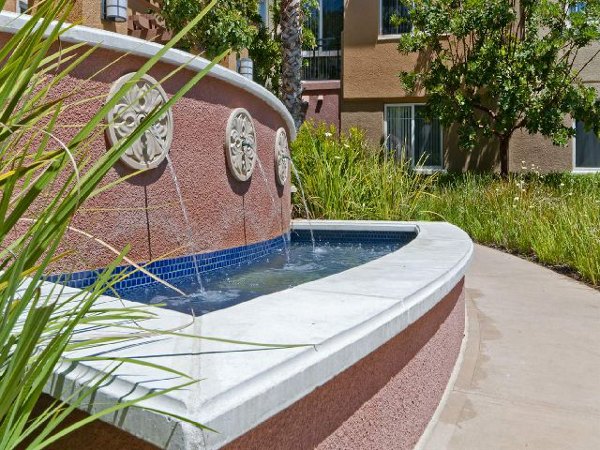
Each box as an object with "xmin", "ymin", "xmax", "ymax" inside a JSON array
[
  {"xmin": 120, "ymin": 229, "xmax": 416, "ymax": 315},
  {"xmin": 0, "ymin": 12, "xmax": 473, "ymax": 450},
  {"xmin": 42, "ymin": 220, "xmax": 472, "ymax": 450}
]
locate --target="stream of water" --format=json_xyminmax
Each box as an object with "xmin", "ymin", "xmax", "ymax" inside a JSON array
[{"xmin": 165, "ymin": 154, "xmax": 204, "ymax": 290}]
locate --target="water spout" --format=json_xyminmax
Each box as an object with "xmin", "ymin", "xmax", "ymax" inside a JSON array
[
  {"xmin": 287, "ymin": 156, "xmax": 316, "ymax": 252},
  {"xmin": 165, "ymin": 154, "xmax": 204, "ymax": 290},
  {"xmin": 255, "ymin": 156, "xmax": 290, "ymax": 260}
]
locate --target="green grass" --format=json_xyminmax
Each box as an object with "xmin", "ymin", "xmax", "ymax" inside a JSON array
[{"xmin": 291, "ymin": 123, "xmax": 600, "ymax": 286}]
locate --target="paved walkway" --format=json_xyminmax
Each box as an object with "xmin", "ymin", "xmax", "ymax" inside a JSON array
[{"xmin": 420, "ymin": 245, "xmax": 600, "ymax": 450}]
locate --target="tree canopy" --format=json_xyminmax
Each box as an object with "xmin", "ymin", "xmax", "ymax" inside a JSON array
[
  {"xmin": 398, "ymin": 0, "xmax": 600, "ymax": 174},
  {"xmin": 159, "ymin": 0, "xmax": 316, "ymax": 97},
  {"xmin": 160, "ymin": 0, "xmax": 261, "ymax": 57}
]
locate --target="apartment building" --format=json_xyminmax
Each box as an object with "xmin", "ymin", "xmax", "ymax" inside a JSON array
[
  {"xmin": 306, "ymin": 0, "xmax": 600, "ymax": 173},
  {"xmin": 7, "ymin": 0, "xmax": 598, "ymax": 173}
]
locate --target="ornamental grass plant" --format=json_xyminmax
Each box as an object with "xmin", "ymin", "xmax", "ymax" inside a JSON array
[
  {"xmin": 0, "ymin": 0, "xmax": 231, "ymax": 447},
  {"xmin": 291, "ymin": 122, "xmax": 438, "ymax": 221},
  {"xmin": 292, "ymin": 123, "xmax": 600, "ymax": 286}
]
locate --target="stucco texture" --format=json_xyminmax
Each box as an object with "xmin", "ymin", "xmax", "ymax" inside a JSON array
[
  {"xmin": 303, "ymin": 81, "xmax": 341, "ymax": 130},
  {"xmin": 224, "ymin": 279, "xmax": 466, "ymax": 450},
  {"xmin": 2, "ymin": 33, "xmax": 292, "ymax": 273}
]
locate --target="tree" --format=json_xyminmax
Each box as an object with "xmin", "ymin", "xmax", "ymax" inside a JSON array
[
  {"xmin": 279, "ymin": 0, "xmax": 304, "ymax": 128},
  {"xmin": 160, "ymin": 0, "xmax": 261, "ymax": 57},
  {"xmin": 398, "ymin": 0, "xmax": 600, "ymax": 175},
  {"xmin": 248, "ymin": 1, "xmax": 316, "ymax": 99},
  {"xmin": 160, "ymin": 0, "xmax": 315, "ymax": 125}
]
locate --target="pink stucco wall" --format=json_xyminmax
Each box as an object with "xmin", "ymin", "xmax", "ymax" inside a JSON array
[
  {"xmin": 225, "ymin": 279, "xmax": 466, "ymax": 450},
  {"xmin": 1, "ymin": 33, "xmax": 292, "ymax": 273},
  {"xmin": 303, "ymin": 81, "xmax": 341, "ymax": 130}
]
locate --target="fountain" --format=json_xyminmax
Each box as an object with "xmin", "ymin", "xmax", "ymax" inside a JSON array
[
  {"xmin": 289, "ymin": 157, "xmax": 316, "ymax": 251},
  {"xmin": 3, "ymin": 13, "xmax": 474, "ymax": 450}
]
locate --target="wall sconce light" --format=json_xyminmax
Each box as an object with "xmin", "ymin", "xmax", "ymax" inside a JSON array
[
  {"xmin": 102, "ymin": 0, "xmax": 128, "ymax": 23},
  {"xmin": 238, "ymin": 58, "xmax": 254, "ymax": 81}
]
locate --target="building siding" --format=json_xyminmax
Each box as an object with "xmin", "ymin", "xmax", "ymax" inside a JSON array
[{"xmin": 340, "ymin": 0, "xmax": 600, "ymax": 173}]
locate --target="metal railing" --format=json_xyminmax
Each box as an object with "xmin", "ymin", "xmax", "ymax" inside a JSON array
[{"xmin": 302, "ymin": 38, "xmax": 341, "ymax": 81}]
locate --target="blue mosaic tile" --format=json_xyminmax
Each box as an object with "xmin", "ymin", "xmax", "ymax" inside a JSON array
[
  {"xmin": 291, "ymin": 229, "xmax": 417, "ymax": 245},
  {"xmin": 46, "ymin": 233, "xmax": 291, "ymax": 295},
  {"xmin": 46, "ymin": 229, "xmax": 413, "ymax": 296}
]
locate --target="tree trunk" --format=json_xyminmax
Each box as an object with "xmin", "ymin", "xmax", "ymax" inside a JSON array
[
  {"xmin": 279, "ymin": 0, "xmax": 303, "ymax": 129},
  {"xmin": 499, "ymin": 137, "xmax": 510, "ymax": 177}
]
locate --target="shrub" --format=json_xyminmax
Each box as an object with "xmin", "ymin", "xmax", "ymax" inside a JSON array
[
  {"xmin": 291, "ymin": 122, "xmax": 438, "ymax": 221},
  {"xmin": 292, "ymin": 123, "xmax": 600, "ymax": 285}
]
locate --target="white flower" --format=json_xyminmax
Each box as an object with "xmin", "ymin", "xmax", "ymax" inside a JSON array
[
  {"xmin": 514, "ymin": 196, "xmax": 520, "ymax": 201},
  {"xmin": 324, "ymin": 132, "xmax": 333, "ymax": 138}
]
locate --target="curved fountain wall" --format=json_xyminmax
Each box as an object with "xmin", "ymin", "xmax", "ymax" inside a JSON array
[
  {"xmin": 1, "ymin": 13, "xmax": 473, "ymax": 450},
  {"xmin": 0, "ymin": 13, "xmax": 294, "ymax": 273}
]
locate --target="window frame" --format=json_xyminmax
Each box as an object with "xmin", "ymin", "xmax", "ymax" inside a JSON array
[
  {"xmin": 384, "ymin": 103, "xmax": 445, "ymax": 172},
  {"xmin": 572, "ymin": 119, "xmax": 600, "ymax": 173},
  {"xmin": 379, "ymin": 0, "xmax": 413, "ymax": 38},
  {"xmin": 16, "ymin": 0, "xmax": 27, "ymax": 13}
]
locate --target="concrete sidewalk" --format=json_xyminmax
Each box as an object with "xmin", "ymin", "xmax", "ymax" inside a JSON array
[{"xmin": 420, "ymin": 245, "xmax": 600, "ymax": 450}]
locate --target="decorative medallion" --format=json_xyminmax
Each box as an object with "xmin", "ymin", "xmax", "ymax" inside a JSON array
[
  {"xmin": 274, "ymin": 127, "xmax": 290, "ymax": 186},
  {"xmin": 225, "ymin": 108, "xmax": 257, "ymax": 182},
  {"xmin": 106, "ymin": 73, "xmax": 173, "ymax": 170}
]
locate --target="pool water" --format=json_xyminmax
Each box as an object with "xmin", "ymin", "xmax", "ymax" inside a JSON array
[{"xmin": 122, "ymin": 237, "xmax": 411, "ymax": 316}]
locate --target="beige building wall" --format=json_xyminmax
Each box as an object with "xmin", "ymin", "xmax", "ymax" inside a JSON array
[
  {"xmin": 342, "ymin": 0, "xmax": 423, "ymax": 101},
  {"xmin": 4, "ymin": 0, "xmax": 16, "ymax": 12},
  {"xmin": 340, "ymin": 0, "xmax": 600, "ymax": 173}
]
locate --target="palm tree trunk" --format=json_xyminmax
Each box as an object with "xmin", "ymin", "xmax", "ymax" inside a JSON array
[
  {"xmin": 279, "ymin": 0, "xmax": 303, "ymax": 129},
  {"xmin": 500, "ymin": 136, "xmax": 510, "ymax": 177}
]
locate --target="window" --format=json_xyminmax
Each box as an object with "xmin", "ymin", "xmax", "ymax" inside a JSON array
[
  {"xmin": 307, "ymin": 0, "xmax": 344, "ymax": 50},
  {"xmin": 385, "ymin": 104, "xmax": 443, "ymax": 169},
  {"xmin": 574, "ymin": 120, "xmax": 600, "ymax": 171},
  {"xmin": 570, "ymin": 2, "xmax": 586, "ymax": 13},
  {"xmin": 303, "ymin": 0, "xmax": 343, "ymax": 80},
  {"xmin": 380, "ymin": 0, "xmax": 412, "ymax": 35},
  {"xmin": 258, "ymin": 0, "xmax": 269, "ymax": 25},
  {"xmin": 16, "ymin": 0, "xmax": 27, "ymax": 13}
]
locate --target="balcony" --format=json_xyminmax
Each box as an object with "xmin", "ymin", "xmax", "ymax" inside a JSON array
[{"xmin": 302, "ymin": 38, "xmax": 341, "ymax": 81}]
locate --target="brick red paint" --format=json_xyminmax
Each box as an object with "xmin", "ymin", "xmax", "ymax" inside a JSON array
[{"xmin": 303, "ymin": 81, "xmax": 340, "ymax": 129}]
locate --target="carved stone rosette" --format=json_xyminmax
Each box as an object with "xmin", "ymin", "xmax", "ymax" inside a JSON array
[
  {"xmin": 225, "ymin": 108, "xmax": 257, "ymax": 182},
  {"xmin": 274, "ymin": 128, "xmax": 290, "ymax": 186},
  {"xmin": 106, "ymin": 73, "xmax": 173, "ymax": 170}
]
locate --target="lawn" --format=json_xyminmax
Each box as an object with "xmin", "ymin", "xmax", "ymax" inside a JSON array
[{"xmin": 291, "ymin": 123, "xmax": 600, "ymax": 286}]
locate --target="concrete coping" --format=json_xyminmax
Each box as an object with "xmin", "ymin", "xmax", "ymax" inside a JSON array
[
  {"xmin": 0, "ymin": 11, "xmax": 296, "ymax": 140},
  {"xmin": 41, "ymin": 220, "xmax": 473, "ymax": 449}
]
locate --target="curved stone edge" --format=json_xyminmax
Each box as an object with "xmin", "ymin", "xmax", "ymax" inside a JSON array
[
  {"xmin": 39, "ymin": 221, "xmax": 473, "ymax": 449},
  {"xmin": 0, "ymin": 11, "xmax": 296, "ymax": 141}
]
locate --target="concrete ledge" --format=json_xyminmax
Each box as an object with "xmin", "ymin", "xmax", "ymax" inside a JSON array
[
  {"xmin": 43, "ymin": 221, "xmax": 472, "ymax": 449},
  {"xmin": 227, "ymin": 279, "xmax": 466, "ymax": 450}
]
